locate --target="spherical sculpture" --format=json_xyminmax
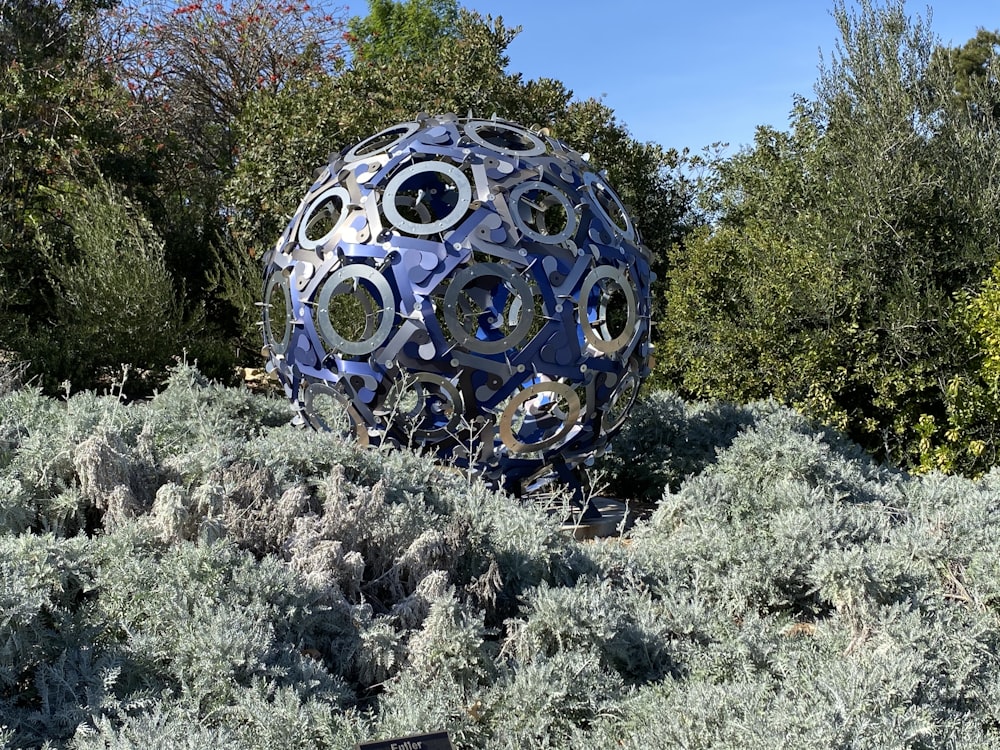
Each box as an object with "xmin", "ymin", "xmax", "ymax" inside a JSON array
[{"xmin": 261, "ymin": 113, "xmax": 652, "ymax": 508}]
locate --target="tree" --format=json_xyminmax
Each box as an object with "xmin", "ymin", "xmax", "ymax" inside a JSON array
[
  {"xmin": 28, "ymin": 168, "xmax": 187, "ymax": 393},
  {"xmin": 92, "ymin": 0, "xmax": 347, "ymax": 250},
  {"xmin": 658, "ymin": 0, "xmax": 1000, "ymax": 472},
  {"xmin": 224, "ymin": 0, "xmax": 693, "ymax": 350},
  {"xmin": 88, "ymin": 0, "xmax": 349, "ymax": 373},
  {"xmin": 0, "ymin": 0, "xmax": 151, "ymax": 369},
  {"xmin": 345, "ymin": 0, "xmax": 459, "ymax": 63},
  {"xmin": 0, "ymin": 0, "xmax": 351, "ymax": 388},
  {"xmin": 936, "ymin": 27, "xmax": 1000, "ymax": 119}
]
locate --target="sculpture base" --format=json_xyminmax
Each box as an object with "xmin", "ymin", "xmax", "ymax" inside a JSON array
[{"xmin": 561, "ymin": 497, "xmax": 631, "ymax": 540}]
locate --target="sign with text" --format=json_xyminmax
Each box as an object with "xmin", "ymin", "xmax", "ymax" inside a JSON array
[{"xmin": 356, "ymin": 730, "xmax": 453, "ymax": 750}]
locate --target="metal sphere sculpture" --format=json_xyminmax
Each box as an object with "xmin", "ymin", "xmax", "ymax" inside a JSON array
[{"xmin": 261, "ymin": 113, "xmax": 652, "ymax": 510}]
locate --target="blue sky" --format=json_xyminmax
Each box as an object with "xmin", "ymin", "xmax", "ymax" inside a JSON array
[{"xmin": 458, "ymin": 1, "xmax": 998, "ymax": 155}]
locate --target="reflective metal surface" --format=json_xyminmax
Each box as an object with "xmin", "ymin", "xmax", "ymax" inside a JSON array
[{"xmin": 262, "ymin": 113, "xmax": 653, "ymax": 503}]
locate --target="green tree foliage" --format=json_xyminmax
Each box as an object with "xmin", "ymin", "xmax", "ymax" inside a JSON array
[
  {"xmin": 92, "ymin": 0, "xmax": 349, "ymax": 369},
  {"xmin": 917, "ymin": 265, "xmax": 1000, "ymax": 475},
  {"xmin": 658, "ymin": 0, "xmax": 1000, "ymax": 472},
  {"xmin": 28, "ymin": 170, "xmax": 187, "ymax": 393},
  {"xmin": 0, "ymin": 0, "xmax": 142, "ymax": 356},
  {"xmin": 345, "ymin": 0, "xmax": 459, "ymax": 63},
  {"xmin": 936, "ymin": 27, "xmax": 1000, "ymax": 119}
]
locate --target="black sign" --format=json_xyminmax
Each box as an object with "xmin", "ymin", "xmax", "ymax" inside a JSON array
[{"xmin": 356, "ymin": 730, "xmax": 453, "ymax": 750}]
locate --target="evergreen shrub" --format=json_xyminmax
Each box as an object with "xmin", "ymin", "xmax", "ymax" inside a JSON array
[
  {"xmin": 28, "ymin": 176, "xmax": 188, "ymax": 396},
  {"xmin": 2, "ymin": 369, "xmax": 1000, "ymax": 747}
]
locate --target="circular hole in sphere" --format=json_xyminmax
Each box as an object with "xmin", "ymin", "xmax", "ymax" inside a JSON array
[
  {"xmin": 298, "ymin": 186, "xmax": 350, "ymax": 250},
  {"xmin": 344, "ymin": 122, "xmax": 420, "ymax": 160},
  {"xmin": 316, "ymin": 266, "xmax": 395, "ymax": 356},
  {"xmin": 263, "ymin": 275, "xmax": 291, "ymax": 354},
  {"xmin": 585, "ymin": 173, "xmax": 635, "ymax": 240},
  {"xmin": 304, "ymin": 194, "xmax": 344, "ymax": 243},
  {"xmin": 499, "ymin": 381, "xmax": 581, "ymax": 455},
  {"xmin": 380, "ymin": 374, "xmax": 463, "ymax": 440},
  {"xmin": 382, "ymin": 161, "xmax": 472, "ymax": 235},
  {"xmin": 463, "ymin": 120, "xmax": 547, "ymax": 156},
  {"xmin": 305, "ymin": 386, "xmax": 353, "ymax": 434},
  {"xmin": 478, "ymin": 125, "xmax": 535, "ymax": 151},
  {"xmin": 443, "ymin": 264, "xmax": 535, "ymax": 354},
  {"xmin": 329, "ymin": 283, "xmax": 379, "ymax": 344},
  {"xmin": 394, "ymin": 171, "xmax": 458, "ymax": 223},
  {"xmin": 600, "ymin": 279, "xmax": 631, "ymax": 342},
  {"xmin": 510, "ymin": 181, "xmax": 577, "ymax": 245},
  {"xmin": 579, "ymin": 266, "xmax": 637, "ymax": 355}
]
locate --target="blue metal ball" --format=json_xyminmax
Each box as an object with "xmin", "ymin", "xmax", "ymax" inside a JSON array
[{"xmin": 262, "ymin": 114, "xmax": 652, "ymax": 499}]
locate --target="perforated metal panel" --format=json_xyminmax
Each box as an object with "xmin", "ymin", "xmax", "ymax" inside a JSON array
[{"xmin": 261, "ymin": 113, "xmax": 653, "ymax": 505}]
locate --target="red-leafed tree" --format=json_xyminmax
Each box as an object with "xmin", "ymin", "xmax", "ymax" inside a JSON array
[{"xmin": 95, "ymin": 0, "xmax": 345, "ymax": 133}]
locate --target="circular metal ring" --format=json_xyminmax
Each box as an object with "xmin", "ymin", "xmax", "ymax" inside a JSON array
[
  {"xmin": 382, "ymin": 161, "xmax": 472, "ymax": 235},
  {"xmin": 603, "ymin": 369, "xmax": 640, "ymax": 433},
  {"xmin": 578, "ymin": 265, "xmax": 638, "ymax": 355},
  {"xmin": 509, "ymin": 181, "xmax": 579, "ymax": 245},
  {"xmin": 303, "ymin": 383, "xmax": 371, "ymax": 446},
  {"xmin": 297, "ymin": 186, "xmax": 351, "ymax": 251},
  {"xmin": 584, "ymin": 172, "xmax": 635, "ymax": 241},
  {"xmin": 462, "ymin": 120, "xmax": 547, "ymax": 157},
  {"xmin": 316, "ymin": 265, "xmax": 395, "ymax": 356},
  {"xmin": 443, "ymin": 263, "xmax": 535, "ymax": 354},
  {"xmin": 343, "ymin": 122, "xmax": 421, "ymax": 161},
  {"xmin": 382, "ymin": 373, "xmax": 463, "ymax": 439},
  {"xmin": 263, "ymin": 273, "xmax": 292, "ymax": 355},
  {"xmin": 499, "ymin": 381, "xmax": 581, "ymax": 454}
]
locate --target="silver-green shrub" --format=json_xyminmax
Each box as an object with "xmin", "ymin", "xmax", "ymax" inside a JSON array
[
  {"xmin": 597, "ymin": 390, "xmax": 762, "ymax": 501},
  {"xmin": 3, "ymin": 372, "xmax": 1000, "ymax": 747}
]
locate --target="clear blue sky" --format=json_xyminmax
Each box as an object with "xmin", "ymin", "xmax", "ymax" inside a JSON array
[{"xmin": 456, "ymin": 1, "xmax": 998, "ymax": 155}]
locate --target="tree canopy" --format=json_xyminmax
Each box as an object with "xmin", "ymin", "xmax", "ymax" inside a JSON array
[
  {"xmin": 5, "ymin": 0, "xmax": 1000, "ymax": 478},
  {"xmin": 657, "ymin": 0, "xmax": 1000, "ymax": 473},
  {"xmin": 345, "ymin": 0, "xmax": 460, "ymax": 63}
]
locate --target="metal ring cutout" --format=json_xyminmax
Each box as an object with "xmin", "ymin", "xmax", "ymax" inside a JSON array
[
  {"xmin": 384, "ymin": 373, "xmax": 463, "ymax": 439},
  {"xmin": 316, "ymin": 265, "xmax": 395, "ymax": 356},
  {"xmin": 578, "ymin": 265, "xmax": 637, "ymax": 355},
  {"xmin": 463, "ymin": 120, "xmax": 547, "ymax": 157},
  {"xmin": 297, "ymin": 186, "xmax": 351, "ymax": 251},
  {"xmin": 443, "ymin": 263, "xmax": 535, "ymax": 355},
  {"xmin": 343, "ymin": 122, "xmax": 421, "ymax": 161},
  {"xmin": 509, "ymin": 181, "xmax": 579, "ymax": 245},
  {"xmin": 303, "ymin": 382, "xmax": 371, "ymax": 446},
  {"xmin": 499, "ymin": 381, "xmax": 582, "ymax": 454},
  {"xmin": 583, "ymin": 172, "xmax": 635, "ymax": 241},
  {"xmin": 263, "ymin": 273, "xmax": 293, "ymax": 355},
  {"xmin": 382, "ymin": 161, "xmax": 472, "ymax": 235}
]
